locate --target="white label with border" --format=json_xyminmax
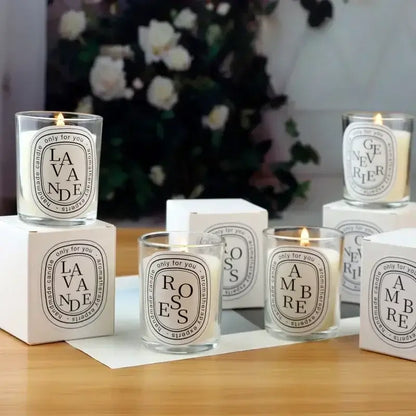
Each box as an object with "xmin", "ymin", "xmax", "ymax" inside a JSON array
[
  {"xmin": 369, "ymin": 257, "xmax": 416, "ymax": 348},
  {"xmin": 337, "ymin": 221, "xmax": 381, "ymax": 295},
  {"xmin": 343, "ymin": 122, "xmax": 397, "ymax": 201},
  {"xmin": 206, "ymin": 223, "xmax": 257, "ymax": 300},
  {"xmin": 144, "ymin": 252, "xmax": 211, "ymax": 345},
  {"xmin": 41, "ymin": 241, "xmax": 107, "ymax": 329},
  {"xmin": 267, "ymin": 247, "xmax": 330, "ymax": 334},
  {"xmin": 31, "ymin": 125, "xmax": 96, "ymax": 218}
]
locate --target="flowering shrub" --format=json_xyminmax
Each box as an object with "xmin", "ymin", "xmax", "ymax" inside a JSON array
[{"xmin": 47, "ymin": 0, "xmax": 331, "ymax": 219}]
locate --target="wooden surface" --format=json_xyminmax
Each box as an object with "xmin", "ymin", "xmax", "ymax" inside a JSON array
[{"xmin": 0, "ymin": 227, "xmax": 415, "ymax": 415}]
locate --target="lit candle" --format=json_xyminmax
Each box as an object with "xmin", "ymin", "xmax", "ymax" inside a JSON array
[
  {"xmin": 139, "ymin": 231, "xmax": 224, "ymax": 353},
  {"xmin": 264, "ymin": 226, "xmax": 343, "ymax": 340},
  {"xmin": 16, "ymin": 111, "xmax": 102, "ymax": 225},
  {"xmin": 343, "ymin": 112, "xmax": 413, "ymax": 207}
]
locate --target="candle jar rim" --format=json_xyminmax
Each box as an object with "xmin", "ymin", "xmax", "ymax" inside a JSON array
[
  {"xmin": 342, "ymin": 111, "xmax": 414, "ymax": 121},
  {"xmin": 139, "ymin": 231, "xmax": 225, "ymax": 249},
  {"xmin": 15, "ymin": 110, "xmax": 102, "ymax": 122},
  {"xmin": 263, "ymin": 226, "xmax": 343, "ymax": 242}
]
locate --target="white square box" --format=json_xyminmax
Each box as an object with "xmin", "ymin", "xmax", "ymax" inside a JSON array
[
  {"xmin": 0, "ymin": 216, "xmax": 116, "ymax": 345},
  {"xmin": 166, "ymin": 199, "xmax": 268, "ymax": 309},
  {"xmin": 360, "ymin": 229, "xmax": 416, "ymax": 361},
  {"xmin": 323, "ymin": 201, "xmax": 416, "ymax": 304}
]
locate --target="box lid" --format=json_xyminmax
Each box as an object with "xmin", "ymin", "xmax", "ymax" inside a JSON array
[
  {"xmin": 324, "ymin": 200, "xmax": 416, "ymax": 216},
  {"xmin": 166, "ymin": 198, "xmax": 267, "ymax": 214},
  {"xmin": 0, "ymin": 216, "xmax": 114, "ymax": 233},
  {"xmin": 364, "ymin": 227, "xmax": 416, "ymax": 247}
]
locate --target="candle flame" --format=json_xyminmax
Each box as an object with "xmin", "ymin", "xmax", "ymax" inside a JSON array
[
  {"xmin": 55, "ymin": 112, "xmax": 65, "ymax": 127},
  {"xmin": 374, "ymin": 113, "xmax": 383, "ymax": 125},
  {"xmin": 300, "ymin": 227, "xmax": 310, "ymax": 247}
]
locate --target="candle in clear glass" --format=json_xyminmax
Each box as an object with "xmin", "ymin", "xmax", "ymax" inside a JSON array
[
  {"xmin": 16, "ymin": 111, "xmax": 102, "ymax": 226},
  {"xmin": 139, "ymin": 231, "xmax": 225, "ymax": 354},
  {"xmin": 342, "ymin": 112, "xmax": 413, "ymax": 208},
  {"xmin": 264, "ymin": 226, "xmax": 343, "ymax": 341}
]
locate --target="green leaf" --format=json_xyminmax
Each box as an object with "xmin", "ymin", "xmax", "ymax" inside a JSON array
[
  {"xmin": 161, "ymin": 110, "xmax": 174, "ymax": 120},
  {"xmin": 291, "ymin": 142, "xmax": 320, "ymax": 164},
  {"xmin": 212, "ymin": 131, "xmax": 223, "ymax": 148},
  {"xmin": 156, "ymin": 122, "xmax": 164, "ymax": 139},
  {"xmin": 294, "ymin": 180, "xmax": 311, "ymax": 199},
  {"xmin": 285, "ymin": 118, "xmax": 299, "ymax": 138},
  {"xmin": 264, "ymin": 1, "xmax": 279, "ymax": 15}
]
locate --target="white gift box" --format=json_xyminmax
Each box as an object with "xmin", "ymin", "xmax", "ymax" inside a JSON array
[
  {"xmin": 323, "ymin": 200, "xmax": 416, "ymax": 304},
  {"xmin": 0, "ymin": 216, "xmax": 115, "ymax": 345},
  {"xmin": 360, "ymin": 229, "xmax": 416, "ymax": 361},
  {"xmin": 166, "ymin": 199, "xmax": 268, "ymax": 309}
]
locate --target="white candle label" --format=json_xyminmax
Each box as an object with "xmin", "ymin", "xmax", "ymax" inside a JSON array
[
  {"xmin": 343, "ymin": 122, "xmax": 397, "ymax": 201},
  {"xmin": 206, "ymin": 223, "xmax": 257, "ymax": 299},
  {"xmin": 369, "ymin": 258, "xmax": 416, "ymax": 348},
  {"xmin": 338, "ymin": 221, "xmax": 381, "ymax": 294},
  {"xmin": 144, "ymin": 252, "xmax": 211, "ymax": 345},
  {"xmin": 31, "ymin": 126, "xmax": 96, "ymax": 218},
  {"xmin": 267, "ymin": 247, "xmax": 330, "ymax": 333},
  {"xmin": 41, "ymin": 241, "xmax": 107, "ymax": 328}
]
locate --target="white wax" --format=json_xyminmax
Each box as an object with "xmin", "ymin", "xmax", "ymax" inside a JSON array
[
  {"xmin": 18, "ymin": 130, "xmax": 40, "ymax": 217},
  {"xmin": 384, "ymin": 129, "xmax": 411, "ymax": 202},
  {"xmin": 141, "ymin": 252, "xmax": 222, "ymax": 344},
  {"xmin": 313, "ymin": 246, "xmax": 341, "ymax": 332}
]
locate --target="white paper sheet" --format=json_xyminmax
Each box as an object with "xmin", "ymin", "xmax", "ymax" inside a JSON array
[{"xmin": 67, "ymin": 276, "xmax": 360, "ymax": 369}]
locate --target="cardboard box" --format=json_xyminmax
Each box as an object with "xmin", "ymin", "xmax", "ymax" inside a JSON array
[
  {"xmin": 323, "ymin": 201, "xmax": 416, "ymax": 304},
  {"xmin": 0, "ymin": 216, "xmax": 115, "ymax": 344},
  {"xmin": 166, "ymin": 199, "xmax": 268, "ymax": 309},
  {"xmin": 360, "ymin": 229, "xmax": 416, "ymax": 361}
]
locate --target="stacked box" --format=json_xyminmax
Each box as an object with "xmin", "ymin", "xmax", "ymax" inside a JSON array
[
  {"xmin": 360, "ymin": 229, "xmax": 416, "ymax": 361},
  {"xmin": 166, "ymin": 199, "xmax": 268, "ymax": 309},
  {"xmin": 323, "ymin": 201, "xmax": 416, "ymax": 304},
  {"xmin": 0, "ymin": 216, "xmax": 115, "ymax": 344}
]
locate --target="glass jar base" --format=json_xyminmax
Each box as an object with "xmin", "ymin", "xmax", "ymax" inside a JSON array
[
  {"xmin": 18, "ymin": 213, "xmax": 96, "ymax": 227},
  {"xmin": 265, "ymin": 325, "xmax": 338, "ymax": 342},
  {"xmin": 142, "ymin": 339, "xmax": 218, "ymax": 354},
  {"xmin": 343, "ymin": 197, "xmax": 409, "ymax": 209}
]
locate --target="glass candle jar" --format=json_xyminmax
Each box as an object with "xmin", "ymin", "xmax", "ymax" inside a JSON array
[
  {"xmin": 342, "ymin": 112, "xmax": 413, "ymax": 208},
  {"xmin": 16, "ymin": 111, "xmax": 102, "ymax": 226},
  {"xmin": 139, "ymin": 231, "xmax": 225, "ymax": 354},
  {"xmin": 264, "ymin": 226, "xmax": 343, "ymax": 341}
]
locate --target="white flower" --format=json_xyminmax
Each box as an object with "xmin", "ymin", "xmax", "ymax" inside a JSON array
[
  {"xmin": 173, "ymin": 8, "xmax": 197, "ymax": 30},
  {"xmin": 189, "ymin": 184, "xmax": 205, "ymax": 199},
  {"xmin": 132, "ymin": 78, "xmax": 144, "ymax": 90},
  {"xmin": 124, "ymin": 88, "xmax": 134, "ymax": 100},
  {"xmin": 171, "ymin": 194, "xmax": 185, "ymax": 199},
  {"xmin": 138, "ymin": 20, "xmax": 180, "ymax": 64},
  {"xmin": 100, "ymin": 45, "xmax": 134, "ymax": 60},
  {"xmin": 89, "ymin": 56, "xmax": 127, "ymax": 101},
  {"xmin": 217, "ymin": 2, "xmax": 231, "ymax": 16},
  {"xmin": 202, "ymin": 105, "xmax": 229, "ymax": 130},
  {"xmin": 206, "ymin": 3, "xmax": 214, "ymax": 11},
  {"xmin": 59, "ymin": 10, "xmax": 87, "ymax": 40},
  {"xmin": 162, "ymin": 46, "xmax": 192, "ymax": 71},
  {"xmin": 75, "ymin": 95, "xmax": 93, "ymax": 113},
  {"xmin": 147, "ymin": 76, "xmax": 178, "ymax": 111},
  {"xmin": 149, "ymin": 165, "xmax": 166, "ymax": 186}
]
